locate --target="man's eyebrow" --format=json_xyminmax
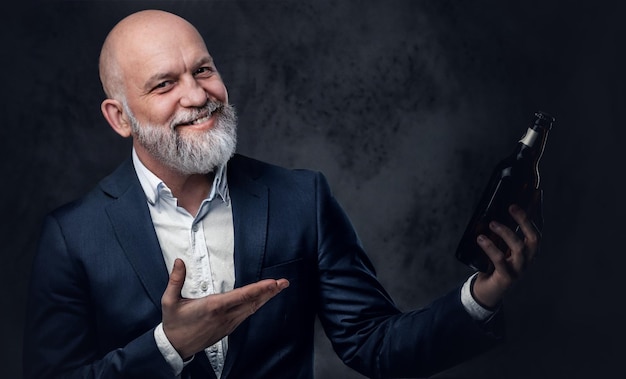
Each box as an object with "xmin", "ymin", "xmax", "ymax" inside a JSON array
[{"xmin": 194, "ymin": 55, "xmax": 215, "ymax": 68}]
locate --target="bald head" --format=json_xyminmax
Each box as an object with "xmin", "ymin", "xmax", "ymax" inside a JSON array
[{"xmin": 98, "ymin": 10, "xmax": 209, "ymax": 101}]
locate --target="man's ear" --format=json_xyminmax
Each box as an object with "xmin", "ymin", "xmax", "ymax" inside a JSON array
[{"xmin": 101, "ymin": 99, "xmax": 132, "ymax": 138}]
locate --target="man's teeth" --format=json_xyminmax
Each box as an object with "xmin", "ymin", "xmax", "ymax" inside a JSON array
[{"xmin": 191, "ymin": 115, "xmax": 211, "ymax": 125}]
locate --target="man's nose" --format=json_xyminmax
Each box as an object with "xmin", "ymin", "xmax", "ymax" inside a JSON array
[{"xmin": 179, "ymin": 78, "xmax": 207, "ymax": 108}]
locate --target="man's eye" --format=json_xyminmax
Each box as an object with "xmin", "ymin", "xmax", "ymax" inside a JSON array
[
  {"xmin": 195, "ymin": 67, "xmax": 214, "ymax": 76},
  {"xmin": 151, "ymin": 81, "xmax": 173, "ymax": 92}
]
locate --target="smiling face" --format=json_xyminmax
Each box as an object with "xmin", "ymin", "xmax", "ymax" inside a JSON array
[{"xmin": 99, "ymin": 10, "xmax": 237, "ymax": 174}]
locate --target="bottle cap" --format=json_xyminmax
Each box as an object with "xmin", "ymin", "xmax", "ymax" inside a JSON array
[{"xmin": 534, "ymin": 111, "xmax": 555, "ymax": 130}]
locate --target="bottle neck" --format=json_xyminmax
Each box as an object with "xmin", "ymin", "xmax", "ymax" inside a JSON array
[
  {"xmin": 515, "ymin": 126, "xmax": 549, "ymax": 189},
  {"xmin": 515, "ymin": 111, "xmax": 554, "ymax": 189},
  {"xmin": 519, "ymin": 127, "xmax": 540, "ymax": 148},
  {"xmin": 522, "ymin": 110, "xmax": 554, "ymax": 154},
  {"xmin": 518, "ymin": 126, "xmax": 549, "ymax": 158}
]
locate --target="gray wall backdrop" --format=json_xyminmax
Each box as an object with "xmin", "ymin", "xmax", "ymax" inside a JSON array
[{"xmin": 3, "ymin": 1, "xmax": 625, "ymax": 378}]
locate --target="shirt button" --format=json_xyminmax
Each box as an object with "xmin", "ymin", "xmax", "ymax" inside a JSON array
[
  {"xmin": 192, "ymin": 224, "xmax": 199, "ymax": 232},
  {"xmin": 200, "ymin": 281, "xmax": 209, "ymax": 292}
]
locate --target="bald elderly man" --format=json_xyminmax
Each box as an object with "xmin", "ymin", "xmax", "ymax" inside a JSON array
[{"xmin": 23, "ymin": 9, "xmax": 540, "ymax": 379}]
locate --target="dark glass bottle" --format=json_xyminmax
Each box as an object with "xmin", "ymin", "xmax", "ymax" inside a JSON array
[{"xmin": 455, "ymin": 111, "xmax": 554, "ymax": 272}]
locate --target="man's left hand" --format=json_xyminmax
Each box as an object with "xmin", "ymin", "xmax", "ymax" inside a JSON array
[{"xmin": 471, "ymin": 202, "xmax": 541, "ymax": 309}]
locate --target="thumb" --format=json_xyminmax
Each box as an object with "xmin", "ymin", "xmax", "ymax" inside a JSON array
[{"xmin": 162, "ymin": 258, "xmax": 186, "ymax": 305}]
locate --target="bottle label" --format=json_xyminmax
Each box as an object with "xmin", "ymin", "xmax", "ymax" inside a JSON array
[{"xmin": 519, "ymin": 127, "xmax": 538, "ymax": 147}]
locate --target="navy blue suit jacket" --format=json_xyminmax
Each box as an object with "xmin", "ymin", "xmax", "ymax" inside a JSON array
[{"xmin": 24, "ymin": 154, "xmax": 502, "ymax": 379}]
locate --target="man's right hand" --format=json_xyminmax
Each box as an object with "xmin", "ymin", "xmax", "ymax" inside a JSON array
[{"xmin": 161, "ymin": 258, "xmax": 289, "ymax": 359}]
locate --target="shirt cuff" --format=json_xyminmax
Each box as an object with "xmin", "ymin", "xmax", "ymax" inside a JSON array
[
  {"xmin": 460, "ymin": 272, "xmax": 494, "ymax": 321},
  {"xmin": 154, "ymin": 322, "xmax": 187, "ymax": 376}
]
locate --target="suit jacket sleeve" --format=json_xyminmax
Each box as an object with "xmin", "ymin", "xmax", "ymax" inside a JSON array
[
  {"xmin": 23, "ymin": 214, "xmax": 174, "ymax": 379},
  {"xmin": 313, "ymin": 172, "xmax": 503, "ymax": 378}
]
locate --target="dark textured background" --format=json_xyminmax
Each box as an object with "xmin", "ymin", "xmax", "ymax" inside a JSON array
[{"xmin": 3, "ymin": 1, "xmax": 625, "ymax": 378}]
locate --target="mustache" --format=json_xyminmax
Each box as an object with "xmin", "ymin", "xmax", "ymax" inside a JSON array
[{"xmin": 170, "ymin": 101, "xmax": 225, "ymax": 129}]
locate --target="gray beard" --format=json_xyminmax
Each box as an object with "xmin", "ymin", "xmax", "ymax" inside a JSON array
[{"xmin": 126, "ymin": 101, "xmax": 238, "ymax": 175}]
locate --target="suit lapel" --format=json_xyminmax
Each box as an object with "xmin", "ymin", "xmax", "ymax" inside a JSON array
[
  {"xmin": 229, "ymin": 157, "xmax": 269, "ymax": 288},
  {"xmin": 222, "ymin": 155, "xmax": 269, "ymax": 378},
  {"xmin": 102, "ymin": 159, "xmax": 169, "ymax": 311}
]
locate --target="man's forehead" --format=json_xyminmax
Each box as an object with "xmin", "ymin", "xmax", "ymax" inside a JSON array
[{"xmin": 117, "ymin": 25, "xmax": 212, "ymax": 71}]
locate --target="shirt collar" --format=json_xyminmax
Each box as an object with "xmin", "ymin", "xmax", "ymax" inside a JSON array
[{"xmin": 132, "ymin": 148, "xmax": 230, "ymax": 205}]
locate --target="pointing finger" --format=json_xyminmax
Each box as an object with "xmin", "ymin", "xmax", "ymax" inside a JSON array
[{"xmin": 226, "ymin": 279, "xmax": 290, "ymax": 316}]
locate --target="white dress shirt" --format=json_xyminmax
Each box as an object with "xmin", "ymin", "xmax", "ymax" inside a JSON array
[{"xmin": 133, "ymin": 150, "xmax": 234, "ymax": 378}]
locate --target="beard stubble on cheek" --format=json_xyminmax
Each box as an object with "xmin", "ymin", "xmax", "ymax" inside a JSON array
[{"xmin": 129, "ymin": 102, "xmax": 238, "ymax": 175}]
